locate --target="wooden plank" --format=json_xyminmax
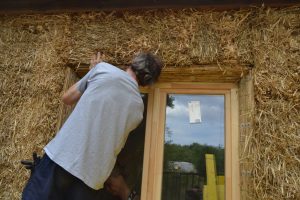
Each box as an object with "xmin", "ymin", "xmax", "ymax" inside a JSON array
[
  {"xmin": 203, "ymin": 154, "xmax": 225, "ymax": 200},
  {"xmin": 231, "ymin": 87, "xmax": 240, "ymax": 200},
  {"xmin": 203, "ymin": 156, "xmax": 225, "ymax": 200},
  {"xmin": 205, "ymin": 154, "xmax": 218, "ymax": 200},
  {"xmin": 145, "ymin": 87, "xmax": 162, "ymax": 200},
  {"xmin": 217, "ymin": 185, "xmax": 225, "ymax": 200},
  {"xmin": 224, "ymin": 91, "xmax": 232, "ymax": 200},
  {"xmin": 203, "ymin": 185, "xmax": 208, "ymax": 200},
  {"xmin": 155, "ymin": 82, "xmax": 236, "ymax": 90},
  {"xmin": 160, "ymin": 88, "xmax": 233, "ymax": 96},
  {"xmin": 217, "ymin": 176, "xmax": 225, "ymax": 185},
  {"xmin": 154, "ymin": 90, "xmax": 167, "ymax": 200},
  {"xmin": 141, "ymin": 88, "xmax": 154, "ymax": 200},
  {"xmin": 238, "ymin": 73, "xmax": 254, "ymax": 200},
  {"xmin": 75, "ymin": 64, "xmax": 249, "ymax": 84},
  {"xmin": 0, "ymin": 0, "xmax": 299, "ymax": 13}
]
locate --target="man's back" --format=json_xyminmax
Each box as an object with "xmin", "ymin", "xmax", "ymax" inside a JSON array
[{"xmin": 45, "ymin": 62, "xmax": 144, "ymax": 190}]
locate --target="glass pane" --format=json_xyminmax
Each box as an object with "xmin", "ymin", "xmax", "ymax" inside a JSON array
[{"xmin": 162, "ymin": 94, "xmax": 225, "ymax": 200}]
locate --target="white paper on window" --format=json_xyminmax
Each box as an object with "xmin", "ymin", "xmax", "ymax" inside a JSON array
[{"xmin": 188, "ymin": 101, "xmax": 201, "ymax": 123}]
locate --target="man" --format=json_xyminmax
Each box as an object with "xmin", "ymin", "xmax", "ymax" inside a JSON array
[{"xmin": 22, "ymin": 52, "xmax": 162, "ymax": 200}]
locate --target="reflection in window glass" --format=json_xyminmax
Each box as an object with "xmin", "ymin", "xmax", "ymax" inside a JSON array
[{"xmin": 162, "ymin": 94, "xmax": 225, "ymax": 200}]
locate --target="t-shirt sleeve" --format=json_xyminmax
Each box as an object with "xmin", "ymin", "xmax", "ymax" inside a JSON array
[{"xmin": 76, "ymin": 65, "xmax": 97, "ymax": 93}]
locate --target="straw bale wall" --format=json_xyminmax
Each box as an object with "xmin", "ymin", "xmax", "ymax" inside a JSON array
[
  {"xmin": 0, "ymin": 7, "xmax": 299, "ymax": 200},
  {"xmin": 0, "ymin": 15, "xmax": 71, "ymax": 198}
]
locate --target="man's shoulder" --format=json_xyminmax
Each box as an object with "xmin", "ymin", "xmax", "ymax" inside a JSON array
[{"xmin": 95, "ymin": 62, "xmax": 121, "ymax": 72}]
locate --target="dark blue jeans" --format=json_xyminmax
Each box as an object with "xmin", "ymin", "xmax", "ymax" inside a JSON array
[{"xmin": 22, "ymin": 154, "xmax": 102, "ymax": 200}]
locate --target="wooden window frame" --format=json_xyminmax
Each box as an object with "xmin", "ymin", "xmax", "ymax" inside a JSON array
[
  {"xmin": 72, "ymin": 63, "xmax": 252, "ymax": 200},
  {"xmin": 140, "ymin": 83, "xmax": 240, "ymax": 200}
]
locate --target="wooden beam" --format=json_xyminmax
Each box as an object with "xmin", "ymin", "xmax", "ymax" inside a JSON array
[
  {"xmin": 238, "ymin": 73, "xmax": 255, "ymax": 200},
  {"xmin": 0, "ymin": 0, "xmax": 299, "ymax": 13},
  {"xmin": 204, "ymin": 154, "xmax": 218, "ymax": 200},
  {"xmin": 75, "ymin": 63, "xmax": 250, "ymax": 83},
  {"xmin": 230, "ymin": 86, "xmax": 240, "ymax": 200}
]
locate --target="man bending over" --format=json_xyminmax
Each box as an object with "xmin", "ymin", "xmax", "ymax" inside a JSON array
[{"xmin": 22, "ymin": 52, "xmax": 162, "ymax": 200}]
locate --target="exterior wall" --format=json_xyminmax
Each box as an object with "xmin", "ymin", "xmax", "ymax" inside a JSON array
[
  {"xmin": 0, "ymin": 15, "xmax": 68, "ymax": 199},
  {"xmin": 0, "ymin": 7, "xmax": 299, "ymax": 200}
]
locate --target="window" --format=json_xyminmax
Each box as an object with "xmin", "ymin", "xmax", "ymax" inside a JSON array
[
  {"xmin": 141, "ymin": 83, "xmax": 239, "ymax": 200},
  {"xmin": 73, "ymin": 64, "xmax": 247, "ymax": 200}
]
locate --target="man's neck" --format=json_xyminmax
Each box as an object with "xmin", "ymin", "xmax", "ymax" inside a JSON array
[{"xmin": 126, "ymin": 67, "xmax": 138, "ymax": 85}]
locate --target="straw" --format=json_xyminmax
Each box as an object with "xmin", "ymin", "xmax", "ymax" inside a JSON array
[{"xmin": 0, "ymin": 7, "xmax": 299, "ymax": 199}]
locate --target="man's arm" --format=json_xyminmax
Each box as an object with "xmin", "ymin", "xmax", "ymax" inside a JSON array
[
  {"xmin": 62, "ymin": 52, "xmax": 104, "ymax": 105},
  {"xmin": 62, "ymin": 83, "xmax": 82, "ymax": 105}
]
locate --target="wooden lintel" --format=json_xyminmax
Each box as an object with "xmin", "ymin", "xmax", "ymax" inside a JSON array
[
  {"xmin": 75, "ymin": 63, "xmax": 250, "ymax": 83},
  {"xmin": 0, "ymin": 0, "xmax": 299, "ymax": 13}
]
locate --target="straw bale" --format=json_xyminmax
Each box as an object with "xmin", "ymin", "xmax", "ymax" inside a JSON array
[
  {"xmin": 0, "ymin": 14, "xmax": 70, "ymax": 199},
  {"xmin": 0, "ymin": 6, "xmax": 299, "ymax": 200},
  {"xmin": 69, "ymin": 10, "xmax": 224, "ymax": 66},
  {"xmin": 241, "ymin": 7, "xmax": 300, "ymax": 200}
]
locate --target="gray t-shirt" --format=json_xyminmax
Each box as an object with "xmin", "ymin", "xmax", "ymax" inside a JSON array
[{"xmin": 44, "ymin": 62, "xmax": 143, "ymax": 190}]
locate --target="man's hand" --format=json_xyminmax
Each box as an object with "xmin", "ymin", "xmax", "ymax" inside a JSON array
[{"xmin": 89, "ymin": 52, "xmax": 104, "ymax": 70}]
